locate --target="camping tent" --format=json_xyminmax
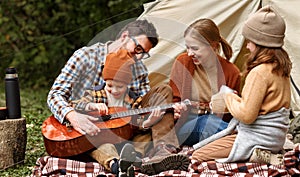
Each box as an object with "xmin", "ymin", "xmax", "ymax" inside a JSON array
[{"xmin": 137, "ymin": 0, "xmax": 300, "ymax": 117}]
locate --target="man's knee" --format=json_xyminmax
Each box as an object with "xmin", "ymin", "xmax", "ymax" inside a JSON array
[
  {"xmin": 143, "ymin": 84, "xmax": 172, "ymax": 107},
  {"xmin": 154, "ymin": 83, "xmax": 172, "ymax": 93},
  {"xmin": 152, "ymin": 83, "xmax": 173, "ymax": 101}
]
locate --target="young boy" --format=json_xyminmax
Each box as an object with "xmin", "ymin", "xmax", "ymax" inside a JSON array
[{"xmin": 71, "ymin": 49, "xmax": 167, "ymax": 176}]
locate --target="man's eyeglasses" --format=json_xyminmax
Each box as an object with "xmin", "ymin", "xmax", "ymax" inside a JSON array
[{"xmin": 130, "ymin": 37, "xmax": 151, "ymax": 59}]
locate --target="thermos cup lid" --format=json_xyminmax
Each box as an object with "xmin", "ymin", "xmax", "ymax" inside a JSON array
[
  {"xmin": 6, "ymin": 67, "xmax": 17, "ymax": 74},
  {"xmin": 5, "ymin": 67, "xmax": 18, "ymax": 79}
]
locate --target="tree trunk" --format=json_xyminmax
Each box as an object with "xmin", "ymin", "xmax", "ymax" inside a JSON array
[{"xmin": 0, "ymin": 118, "xmax": 27, "ymax": 169}]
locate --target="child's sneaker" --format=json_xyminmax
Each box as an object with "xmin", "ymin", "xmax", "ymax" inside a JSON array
[
  {"xmin": 110, "ymin": 158, "xmax": 119, "ymax": 175},
  {"xmin": 119, "ymin": 143, "xmax": 137, "ymax": 177},
  {"xmin": 249, "ymin": 148, "xmax": 283, "ymax": 165}
]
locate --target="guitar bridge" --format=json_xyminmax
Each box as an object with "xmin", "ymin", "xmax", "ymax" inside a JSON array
[{"xmin": 65, "ymin": 121, "xmax": 73, "ymax": 132}]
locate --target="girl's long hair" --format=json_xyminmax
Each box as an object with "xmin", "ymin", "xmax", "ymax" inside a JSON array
[{"xmin": 244, "ymin": 45, "xmax": 292, "ymax": 77}]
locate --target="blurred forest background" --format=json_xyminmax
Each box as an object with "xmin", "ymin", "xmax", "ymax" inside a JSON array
[{"xmin": 0, "ymin": 0, "xmax": 153, "ymax": 89}]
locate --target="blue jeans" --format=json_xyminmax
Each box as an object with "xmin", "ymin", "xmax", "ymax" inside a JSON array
[{"xmin": 177, "ymin": 113, "xmax": 228, "ymax": 146}]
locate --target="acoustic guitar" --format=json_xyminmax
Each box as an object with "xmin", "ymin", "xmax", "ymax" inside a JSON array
[{"xmin": 42, "ymin": 99, "xmax": 191, "ymax": 157}]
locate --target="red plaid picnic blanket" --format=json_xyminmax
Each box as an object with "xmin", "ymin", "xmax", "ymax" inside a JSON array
[{"xmin": 30, "ymin": 145, "xmax": 300, "ymax": 177}]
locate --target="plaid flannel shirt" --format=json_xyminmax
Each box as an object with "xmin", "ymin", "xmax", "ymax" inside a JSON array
[{"xmin": 47, "ymin": 42, "xmax": 150, "ymax": 123}]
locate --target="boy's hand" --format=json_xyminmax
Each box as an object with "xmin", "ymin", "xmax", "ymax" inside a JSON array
[{"xmin": 86, "ymin": 103, "xmax": 108, "ymax": 115}]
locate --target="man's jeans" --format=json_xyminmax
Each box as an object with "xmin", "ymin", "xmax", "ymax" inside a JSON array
[{"xmin": 177, "ymin": 113, "xmax": 228, "ymax": 146}]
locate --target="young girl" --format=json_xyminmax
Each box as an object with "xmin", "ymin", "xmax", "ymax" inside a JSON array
[{"xmin": 191, "ymin": 5, "xmax": 292, "ymax": 165}]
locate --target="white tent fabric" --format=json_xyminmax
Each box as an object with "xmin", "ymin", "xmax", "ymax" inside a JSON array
[{"xmin": 139, "ymin": 0, "xmax": 300, "ymax": 116}]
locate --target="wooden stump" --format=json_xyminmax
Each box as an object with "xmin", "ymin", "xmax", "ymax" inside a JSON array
[{"xmin": 0, "ymin": 118, "xmax": 27, "ymax": 170}]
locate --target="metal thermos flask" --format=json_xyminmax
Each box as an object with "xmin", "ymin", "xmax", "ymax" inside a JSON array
[{"xmin": 5, "ymin": 67, "xmax": 21, "ymax": 119}]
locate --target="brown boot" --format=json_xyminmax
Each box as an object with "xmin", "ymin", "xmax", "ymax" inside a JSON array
[
  {"xmin": 141, "ymin": 142, "xmax": 189, "ymax": 175},
  {"xmin": 146, "ymin": 142, "xmax": 178, "ymax": 158}
]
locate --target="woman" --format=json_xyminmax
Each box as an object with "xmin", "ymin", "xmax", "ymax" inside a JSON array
[
  {"xmin": 191, "ymin": 6, "xmax": 292, "ymax": 165},
  {"xmin": 169, "ymin": 18, "xmax": 241, "ymax": 146}
]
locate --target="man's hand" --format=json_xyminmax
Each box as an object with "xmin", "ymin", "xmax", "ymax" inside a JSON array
[
  {"xmin": 66, "ymin": 110, "xmax": 100, "ymax": 136},
  {"xmin": 142, "ymin": 108, "xmax": 165, "ymax": 129},
  {"xmin": 172, "ymin": 102, "xmax": 188, "ymax": 121}
]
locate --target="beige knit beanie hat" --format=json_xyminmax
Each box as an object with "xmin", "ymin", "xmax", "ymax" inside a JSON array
[{"xmin": 242, "ymin": 5, "xmax": 286, "ymax": 47}]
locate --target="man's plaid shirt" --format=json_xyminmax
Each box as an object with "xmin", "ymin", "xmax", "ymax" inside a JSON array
[{"xmin": 47, "ymin": 42, "xmax": 150, "ymax": 123}]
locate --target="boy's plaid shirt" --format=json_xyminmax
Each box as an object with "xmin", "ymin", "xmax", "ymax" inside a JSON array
[{"xmin": 71, "ymin": 84, "xmax": 142, "ymax": 112}]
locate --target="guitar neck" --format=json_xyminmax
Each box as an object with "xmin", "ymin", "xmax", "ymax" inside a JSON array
[
  {"xmin": 110, "ymin": 103, "xmax": 175, "ymax": 119},
  {"xmin": 91, "ymin": 99, "xmax": 191, "ymax": 121}
]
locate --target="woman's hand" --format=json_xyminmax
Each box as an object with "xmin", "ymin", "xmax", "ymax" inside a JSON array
[
  {"xmin": 172, "ymin": 102, "xmax": 188, "ymax": 121},
  {"xmin": 65, "ymin": 110, "xmax": 100, "ymax": 136}
]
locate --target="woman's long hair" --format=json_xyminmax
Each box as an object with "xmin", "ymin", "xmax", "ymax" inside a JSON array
[
  {"xmin": 244, "ymin": 45, "xmax": 292, "ymax": 77},
  {"xmin": 184, "ymin": 18, "xmax": 233, "ymax": 60}
]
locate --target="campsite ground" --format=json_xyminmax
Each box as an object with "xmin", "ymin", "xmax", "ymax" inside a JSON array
[
  {"xmin": 1, "ymin": 87, "xmax": 299, "ymax": 177},
  {"xmin": 0, "ymin": 87, "xmax": 50, "ymax": 176}
]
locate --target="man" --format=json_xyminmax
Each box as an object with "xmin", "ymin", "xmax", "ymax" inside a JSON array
[{"xmin": 47, "ymin": 19, "xmax": 188, "ymax": 176}]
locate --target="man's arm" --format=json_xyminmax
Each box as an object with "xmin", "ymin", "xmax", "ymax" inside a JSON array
[{"xmin": 47, "ymin": 48, "xmax": 90, "ymax": 123}]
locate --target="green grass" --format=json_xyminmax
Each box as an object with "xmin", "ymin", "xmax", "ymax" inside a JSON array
[{"xmin": 0, "ymin": 86, "xmax": 51, "ymax": 177}]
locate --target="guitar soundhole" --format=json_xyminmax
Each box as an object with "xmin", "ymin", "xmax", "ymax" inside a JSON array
[{"xmin": 98, "ymin": 115, "xmax": 111, "ymax": 121}]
